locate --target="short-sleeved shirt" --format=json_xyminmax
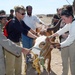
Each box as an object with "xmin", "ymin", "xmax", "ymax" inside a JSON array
[{"xmin": 23, "ymin": 15, "xmax": 42, "ymax": 30}]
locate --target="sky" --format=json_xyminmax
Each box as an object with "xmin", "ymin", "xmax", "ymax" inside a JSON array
[{"xmin": 0, "ymin": 0, "xmax": 74, "ymax": 15}]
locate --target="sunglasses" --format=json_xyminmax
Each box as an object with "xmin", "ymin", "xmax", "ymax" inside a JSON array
[{"xmin": 18, "ymin": 12, "xmax": 25, "ymax": 15}]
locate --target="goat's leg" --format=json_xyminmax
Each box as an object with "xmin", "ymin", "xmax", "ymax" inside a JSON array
[
  {"xmin": 47, "ymin": 58, "xmax": 51, "ymax": 75},
  {"xmin": 45, "ymin": 49, "xmax": 51, "ymax": 75}
]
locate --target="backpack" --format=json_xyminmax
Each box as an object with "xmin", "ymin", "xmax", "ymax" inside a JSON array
[{"xmin": 3, "ymin": 19, "xmax": 12, "ymax": 37}]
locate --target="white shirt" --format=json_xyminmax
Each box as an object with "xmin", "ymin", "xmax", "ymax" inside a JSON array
[
  {"xmin": 23, "ymin": 15, "xmax": 42, "ymax": 30},
  {"xmin": 56, "ymin": 21, "xmax": 75, "ymax": 48}
]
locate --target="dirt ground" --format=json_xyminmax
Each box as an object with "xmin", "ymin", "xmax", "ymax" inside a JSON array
[{"xmin": 22, "ymin": 15, "xmax": 71, "ymax": 75}]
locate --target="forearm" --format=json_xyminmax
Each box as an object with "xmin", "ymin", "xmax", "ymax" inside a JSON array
[
  {"xmin": 30, "ymin": 29, "xmax": 37, "ymax": 35},
  {"xmin": 39, "ymin": 21, "xmax": 46, "ymax": 26},
  {"xmin": 1, "ymin": 38, "xmax": 22, "ymax": 56},
  {"xmin": 27, "ymin": 31, "xmax": 37, "ymax": 39},
  {"xmin": 53, "ymin": 33, "xmax": 59, "ymax": 37}
]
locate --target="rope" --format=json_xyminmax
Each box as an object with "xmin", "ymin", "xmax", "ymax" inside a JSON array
[{"xmin": 66, "ymin": 0, "xmax": 71, "ymax": 5}]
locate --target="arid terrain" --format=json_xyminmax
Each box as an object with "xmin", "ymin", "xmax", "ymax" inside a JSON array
[{"xmin": 22, "ymin": 15, "xmax": 71, "ymax": 75}]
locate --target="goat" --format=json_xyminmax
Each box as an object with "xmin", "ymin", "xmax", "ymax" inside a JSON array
[{"xmin": 31, "ymin": 30, "xmax": 60, "ymax": 75}]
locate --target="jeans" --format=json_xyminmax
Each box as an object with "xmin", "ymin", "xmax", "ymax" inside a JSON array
[
  {"xmin": 22, "ymin": 34, "xmax": 33, "ymax": 64},
  {"xmin": 21, "ymin": 34, "xmax": 33, "ymax": 49}
]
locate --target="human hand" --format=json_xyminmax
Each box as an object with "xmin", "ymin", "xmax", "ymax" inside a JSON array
[
  {"xmin": 22, "ymin": 48, "xmax": 31, "ymax": 55},
  {"xmin": 33, "ymin": 36, "xmax": 38, "ymax": 40},
  {"xmin": 49, "ymin": 43, "xmax": 60, "ymax": 49},
  {"xmin": 53, "ymin": 43, "xmax": 61, "ymax": 49},
  {"xmin": 49, "ymin": 45, "xmax": 54, "ymax": 49},
  {"xmin": 61, "ymin": 33, "xmax": 68, "ymax": 39},
  {"xmin": 45, "ymin": 36, "xmax": 53, "ymax": 43},
  {"xmin": 36, "ymin": 32, "xmax": 40, "ymax": 37},
  {"xmin": 40, "ymin": 30, "xmax": 47, "ymax": 35}
]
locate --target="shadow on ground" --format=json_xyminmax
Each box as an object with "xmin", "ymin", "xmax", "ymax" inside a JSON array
[{"xmin": 26, "ymin": 62, "xmax": 56, "ymax": 75}]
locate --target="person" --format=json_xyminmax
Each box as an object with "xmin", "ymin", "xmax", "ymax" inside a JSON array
[
  {"xmin": 51, "ymin": 8, "xmax": 62, "ymax": 27},
  {"xmin": 48, "ymin": 8, "xmax": 63, "ymax": 33},
  {"xmin": 47, "ymin": 6, "xmax": 71, "ymax": 43},
  {"xmin": 0, "ymin": 10, "xmax": 7, "ymax": 29},
  {"xmin": 0, "ymin": 10, "xmax": 6, "ymax": 15},
  {"xmin": 5, "ymin": 5, "xmax": 37, "ymax": 75},
  {"xmin": 49, "ymin": 9, "xmax": 75, "ymax": 75},
  {"xmin": 7, "ymin": 9, "xmax": 14, "ymax": 20},
  {"xmin": 59, "ymin": 5, "xmax": 73, "ymax": 43},
  {"xmin": 22, "ymin": 5, "xmax": 46, "ymax": 49},
  {"xmin": 51, "ymin": 14, "xmax": 60, "ymax": 26},
  {"xmin": 0, "ymin": 26, "xmax": 30, "ymax": 75},
  {"xmin": 0, "ymin": 15, "xmax": 7, "ymax": 29}
]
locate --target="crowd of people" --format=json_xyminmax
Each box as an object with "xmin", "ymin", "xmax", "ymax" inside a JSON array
[{"xmin": 0, "ymin": 4, "xmax": 75, "ymax": 75}]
